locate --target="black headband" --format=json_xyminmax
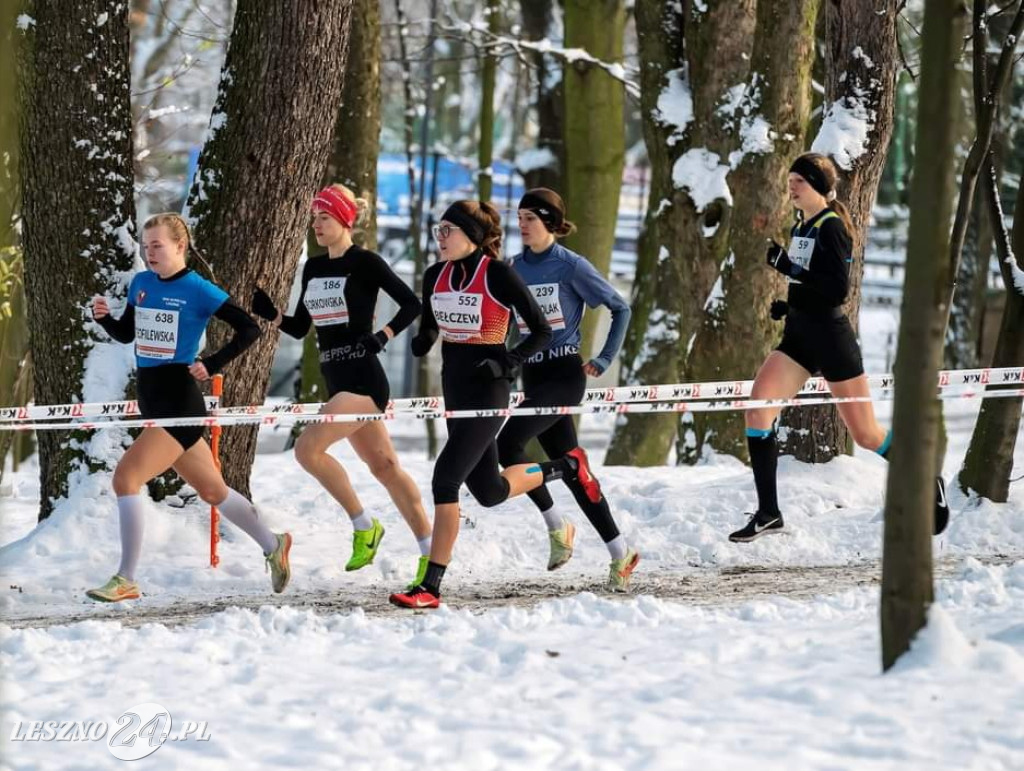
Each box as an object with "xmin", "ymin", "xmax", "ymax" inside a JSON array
[
  {"xmin": 440, "ymin": 204, "xmax": 486, "ymax": 246},
  {"xmin": 789, "ymin": 157, "xmax": 832, "ymax": 198},
  {"xmin": 518, "ymin": 191, "xmax": 564, "ymax": 232}
]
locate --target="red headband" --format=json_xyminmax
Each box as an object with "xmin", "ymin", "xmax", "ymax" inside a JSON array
[{"xmin": 312, "ymin": 187, "xmax": 358, "ymax": 228}]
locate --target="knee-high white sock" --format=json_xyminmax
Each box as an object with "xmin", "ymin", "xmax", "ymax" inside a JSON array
[
  {"xmin": 116, "ymin": 495, "xmax": 145, "ymax": 581},
  {"xmin": 216, "ymin": 488, "xmax": 278, "ymax": 554},
  {"xmin": 539, "ymin": 504, "xmax": 564, "ymax": 532},
  {"xmin": 417, "ymin": 534, "xmax": 432, "ymax": 556}
]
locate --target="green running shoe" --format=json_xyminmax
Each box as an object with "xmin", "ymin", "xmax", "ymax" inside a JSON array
[
  {"xmin": 407, "ymin": 555, "xmax": 429, "ymax": 591},
  {"xmin": 86, "ymin": 574, "xmax": 140, "ymax": 603},
  {"xmin": 265, "ymin": 532, "xmax": 293, "ymax": 594},
  {"xmin": 346, "ymin": 518, "xmax": 384, "ymax": 571},
  {"xmin": 547, "ymin": 519, "xmax": 576, "ymax": 571},
  {"xmin": 607, "ymin": 548, "xmax": 640, "ymax": 593}
]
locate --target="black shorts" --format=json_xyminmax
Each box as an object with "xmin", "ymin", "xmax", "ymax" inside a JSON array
[
  {"xmin": 776, "ymin": 308, "xmax": 864, "ymax": 382},
  {"xmin": 321, "ymin": 352, "xmax": 390, "ymax": 412},
  {"xmin": 137, "ymin": 364, "xmax": 207, "ymax": 451}
]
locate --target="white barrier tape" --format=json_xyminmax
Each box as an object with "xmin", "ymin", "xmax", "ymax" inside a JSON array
[
  {"xmin": 2, "ymin": 366, "xmax": 1022, "ymax": 423},
  {"xmin": 5, "ymin": 385, "xmax": 1023, "ymax": 432},
  {"xmin": 0, "ymin": 396, "xmax": 220, "ymax": 423}
]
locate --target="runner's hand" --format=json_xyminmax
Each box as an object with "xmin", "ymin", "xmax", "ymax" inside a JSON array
[
  {"xmin": 91, "ymin": 296, "xmax": 110, "ymax": 319},
  {"xmin": 189, "ymin": 361, "xmax": 210, "ymax": 381}
]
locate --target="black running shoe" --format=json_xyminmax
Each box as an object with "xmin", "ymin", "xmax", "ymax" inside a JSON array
[
  {"xmin": 934, "ymin": 477, "xmax": 950, "ymax": 536},
  {"xmin": 728, "ymin": 511, "xmax": 784, "ymax": 542}
]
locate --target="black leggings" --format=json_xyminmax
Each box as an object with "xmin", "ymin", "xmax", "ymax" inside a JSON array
[
  {"xmin": 137, "ymin": 364, "xmax": 207, "ymax": 451},
  {"xmin": 431, "ymin": 345, "xmax": 514, "ymax": 507},
  {"xmin": 497, "ymin": 354, "xmax": 620, "ymax": 543}
]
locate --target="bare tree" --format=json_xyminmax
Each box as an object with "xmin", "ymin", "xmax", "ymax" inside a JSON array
[
  {"xmin": 561, "ymin": 0, "xmax": 626, "ymax": 368},
  {"xmin": 686, "ymin": 0, "xmax": 821, "ymax": 462},
  {"xmin": 184, "ymin": 0, "xmax": 354, "ymax": 497},
  {"xmin": 605, "ymin": 0, "xmax": 756, "ymax": 466},
  {"xmin": 881, "ymin": 0, "xmax": 968, "ymax": 673},
  {"xmin": 780, "ymin": 0, "xmax": 901, "ymax": 462}
]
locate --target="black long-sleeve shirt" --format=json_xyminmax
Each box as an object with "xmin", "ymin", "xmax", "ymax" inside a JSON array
[
  {"xmin": 412, "ymin": 250, "xmax": 552, "ymax": 366},
  {"xmin": 786, "ymin": 210, "xmax": 853, "ymax": 313},
  {"xmin": 277, "ymin": 246, "xmax": 421, "ymax": 351}
]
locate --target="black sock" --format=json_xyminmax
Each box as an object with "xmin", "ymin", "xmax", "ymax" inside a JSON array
[
  {"xmin": 747, "ymin": 431, "xmax": 781, "ymax": 517},
  {"xmin": 422, "ymin": 561, "xmax": 446, "ymax": 596},
  {"xmin": 565, "ymin": 478, "xmax": 620, "ymax": 542}
]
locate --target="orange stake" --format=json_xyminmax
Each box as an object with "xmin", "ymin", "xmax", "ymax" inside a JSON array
[{"xmin": 209, "ymin": 374, "xmax": 223, "ymax": 568}]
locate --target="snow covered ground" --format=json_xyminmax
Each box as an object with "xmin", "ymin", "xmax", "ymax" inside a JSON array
[{"xmin": 1, "ymin": 306, "xmax": 1023, "ymax": 770}]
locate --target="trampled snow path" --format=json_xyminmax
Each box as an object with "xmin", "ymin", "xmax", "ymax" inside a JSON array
[{"xmin": 5, "ymin": 555, "xmax": 1021, "ymax": 631}]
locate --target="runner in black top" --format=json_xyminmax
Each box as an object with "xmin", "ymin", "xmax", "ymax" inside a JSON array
[
  {"xmin": 389, "ymin": 199, "xmax": 599, "ymax": 609},
  {"xmin": 251, "ymin": 184, "xmax": 432, "ymax": 585},
  {"xmin": 87, "ymin": 212, "xmax": 292, "ymax": 603},
  {"xmin": 729, "ymin": 153, "xmax": 950, "ymax": 543}
]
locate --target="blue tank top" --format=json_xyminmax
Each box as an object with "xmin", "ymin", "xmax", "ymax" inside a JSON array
[{"xmin": 128, "ymin": 270, "xmax": 228, "ymax": 368}]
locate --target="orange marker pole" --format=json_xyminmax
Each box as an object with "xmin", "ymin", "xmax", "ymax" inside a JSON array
[{"xmin": 209, "ymin": 374, "xmax": 223, "ymax": 568}]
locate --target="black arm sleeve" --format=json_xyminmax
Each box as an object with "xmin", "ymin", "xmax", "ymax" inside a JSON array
[
  {"xmin": 795, "ymin": 219, "xmax": 851, "ymax": 306},
  {"xmin": 410, "ymin": 262, "xmax": 441, "ymax": 356},
  {"xmin": 278, "ymin": 261, "xmax": 313, "ymax": 339},
  {"xmin": 97, "ymin": 304, "xmax": 136, "ymax": 344},
  {"xmin": 373, "ymin": 253, "xmax": 422, "ymax": 337},
  {"xmin": 488, "ymin": 261, "xmax": 552, "ymax": 363},
  {"xmin": 201, "ymin": 299, "xmax": 262, "ymax": 375}
]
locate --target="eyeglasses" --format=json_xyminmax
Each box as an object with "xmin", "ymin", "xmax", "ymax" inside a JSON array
[{"xmin": 431, "ymin": 224, "xmax": 463, "ymax": 240}]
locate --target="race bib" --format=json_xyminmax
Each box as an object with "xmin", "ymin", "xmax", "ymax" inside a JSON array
[
  {"xmin": 432, "ymin": 291, "xmax": 483, "ymax": 341},
  {"xmin": 787, "ymin": 235, "xmax": 815, "ymax": 283},
  {"xmin": 517, "ymin": 283, "xmax": 566, "ymax": 333},
  {"xmin": 304, "ymin": 277, "xmax": 349, "ymax": 326},
  {"xmin": 135, "ymin": 307, "xmax": 179, "ymax": 361}
]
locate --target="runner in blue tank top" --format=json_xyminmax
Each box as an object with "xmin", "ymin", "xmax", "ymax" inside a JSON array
[
  {"xmin": 86, "ymin": 213, "xmax": 292, "ymax": 603},
  {"xmin": 497, "ymin": 188, "xmax": 640, "ymax": 591}
]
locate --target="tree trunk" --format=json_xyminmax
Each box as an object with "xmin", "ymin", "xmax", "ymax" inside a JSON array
[
  {"xmin": 881, "ymin": 0, "xmax": 967, "ymax": 673},
  {"xmin": 477, "ymin": 0, "xmax": 499, "ymax": 200},
  {"xmin": 780, "ymin": 0, "xmax": 901, "ymax": 463},
  {"xmin": 324, "ymin": 0, "xmax": 381, "ymax": 252},
  {"xmin": 520, "ymin": 0, "xmax": 563, "ymax": 190},
  {"xmin": 605, "ymin": 0, "xmax": 756, "ymax": 466},
  {"xmin": 300, "ymin": 0, "xmax": 382, "ymax": 406},
  {"xmin": 19, "ymin": 0, "xmax": 137, "ymax": 519},
  {"xmin": 686, "ymin": 0, "xmax": 821, "ymax": 463},
  {"xmin": 185, "ymin": 0, "xmax": 353, "ymax": 498},
  {"xmin": 561, "ymin": 0, "xmax": 625, "ymax": 368},
  {"xmin": 958, "ymin": 161, "xmax": 1024, "ymax": 501},
  {"xmin": 945, "ymin": 196, "xmax": 993, "ymax": 368}
]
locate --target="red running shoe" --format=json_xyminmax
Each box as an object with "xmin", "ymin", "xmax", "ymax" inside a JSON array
[
  {"xmin": 566, "ymin": 447, "xmax": 602, "ymax": 504},
  {"xmin": 389, "ymin": 585, "xmax": 441, "ymax": 609}
]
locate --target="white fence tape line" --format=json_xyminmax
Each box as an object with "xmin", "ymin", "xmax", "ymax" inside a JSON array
[
  {"xmin": 2, "ymin": 367, "xmax": 1021, "ymax": 423},
  {"xmin": 5, "ymin": 386, "xmax": 1024, "ymax": 432}
]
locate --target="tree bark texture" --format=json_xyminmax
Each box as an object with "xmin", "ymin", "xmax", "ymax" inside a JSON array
[
  {"xmin": 686, "ymin": 0, "xmax": 821, "ymax": 463},
  {"xmin": 780, "ymin": 0, "xmax": 901, "ymax": 463},
  {"xmin": 19, "ymin": 0, "xmax": 137, "ymax": 518},
  {"xmin": 185, "ymin": 0, "xmax": 353, "ymax": 498},
  {"xmin": 520, "ymin": 0, "xmax": 563, "ymax": 190},
  {"xmin": 881, "ymin": 0, "xmax": 968, "ymax": 673},
  {"xmin": 561, "ymin": 0, "xmax": 625, "ymax": 370},
  {"xmin": 605, "ymin": 0, "xmax": 756, "ymax": 466},
  {"xmin": 958, "ymin": 161, "xmax": 1024, "ymax": 502}
]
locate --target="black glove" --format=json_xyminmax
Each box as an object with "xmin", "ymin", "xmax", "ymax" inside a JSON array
[
  {"xmin": 476, "ymin": 350, "xmax": 521, "ymax": 382},
  {"xmin": 410, "ymin": 331, "xmax": 434, "ymax": 358},
  {"xmin": 765, "ymin": 240, "xmax": 800, "ymax": 278},
  {"xmin": 359, "ymin": 330, "xmax": 389, "ymax": 355},
  {"xmin": 251, "ymin": 288, "xmax": 279, "ymax": 322},
  {"xmin": 770, "ymin": 299, "xmax": 789, "ymax": 321}
]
